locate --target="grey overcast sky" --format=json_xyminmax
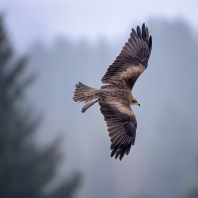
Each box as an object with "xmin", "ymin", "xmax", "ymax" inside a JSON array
[{"xmin": 1, "ymin": 0, "xmax": 198, "ymax": 51}]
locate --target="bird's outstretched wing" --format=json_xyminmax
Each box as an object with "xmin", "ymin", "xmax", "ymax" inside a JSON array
[
  {"xmin": 101, "ymin": 23, "xmax": 152, "ymax": 89},
  {"xmin": 99, "ymin": 99, "xmax": 137, "ymax": 160}
]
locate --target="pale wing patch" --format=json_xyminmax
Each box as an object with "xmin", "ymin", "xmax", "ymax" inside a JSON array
[
  {"xmin": 120, "ymin": 64, "xmax": 145, "ymax": 80},
  {"xmin": 114, "ymin": 102, "xmax": 135, "ymax": 117}
]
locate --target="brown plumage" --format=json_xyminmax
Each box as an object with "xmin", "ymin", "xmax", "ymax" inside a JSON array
[{"xmin": 72, "ymin": 24, "xmax": 152, "ymax": 160}]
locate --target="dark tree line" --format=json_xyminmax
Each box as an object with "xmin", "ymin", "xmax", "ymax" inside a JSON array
[{"xmin": 0, "ymin": 14, "xmax": 81, "ymax": 198}]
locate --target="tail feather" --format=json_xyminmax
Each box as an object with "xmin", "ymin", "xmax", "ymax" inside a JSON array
[
  {"xmin": 72, "ymin": 82, "xmax": 99, "ymax": 103},
  {"xmin": 81, "ymin": 99, "xmax": 98, "ymax": 113}
]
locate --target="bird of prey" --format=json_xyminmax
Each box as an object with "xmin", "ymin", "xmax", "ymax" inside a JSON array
[{"xmin": 72, "ymin": 24, "xmax": 152, "ymax": 160}]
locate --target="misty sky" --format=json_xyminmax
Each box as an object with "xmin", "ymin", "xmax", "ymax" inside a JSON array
[
  {"xmin": 1, "ymin": 1, "xmax": 198, "ymax": 197},
  {"xmin": 1, "ymin": 0, "xmax": 198, "ymax": 52}
]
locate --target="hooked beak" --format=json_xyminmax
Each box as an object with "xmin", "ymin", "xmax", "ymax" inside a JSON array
[{"xmin": 136, "ymin": 102, "xmax": 140, "ymax": 106}]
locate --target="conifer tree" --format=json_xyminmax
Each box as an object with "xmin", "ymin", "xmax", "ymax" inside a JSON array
[{"xmin": 0, "ymin": 14, "xmax": 81, "ymax": 198}]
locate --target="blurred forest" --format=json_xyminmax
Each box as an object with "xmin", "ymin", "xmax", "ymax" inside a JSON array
[
  {"xmin": 0, "ymin": 15, "xmax": 81, "ymax": 198},
  {"xmin": 27, "ymin": 19, "xmax": 198, "ymax": 198},
  {"xmin": 1, "ymin": 13, "xmax": 198, "ymax": 198}
]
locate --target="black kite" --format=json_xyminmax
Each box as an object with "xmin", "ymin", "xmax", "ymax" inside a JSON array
[{"xmin": 72, "ymin": 24, "xmax": 152, "ymax": 160}]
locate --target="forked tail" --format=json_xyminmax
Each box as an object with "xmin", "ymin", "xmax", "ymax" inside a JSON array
[{"xmin": 72, "ymin": 82, "xmax": 99, "ymax": 112}]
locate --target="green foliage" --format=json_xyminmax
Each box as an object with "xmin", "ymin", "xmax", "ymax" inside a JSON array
[{"xmin": 0, "ymin": 14, "xmax": 81, "ymax": 198}]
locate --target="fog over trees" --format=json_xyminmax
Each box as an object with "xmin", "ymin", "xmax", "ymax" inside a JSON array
[
  {"xmin": 2, "ymin": 14, "xmax": 198, "ymax": 198},
  {"xmin": 0, "ymin": 15, "xmax": 82, "ymax": 198}
]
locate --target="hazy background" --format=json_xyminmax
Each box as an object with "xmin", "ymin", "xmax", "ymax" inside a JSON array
[{"xmin": 0, "ymin": 0, "xmax": 198, "ymax": 198}]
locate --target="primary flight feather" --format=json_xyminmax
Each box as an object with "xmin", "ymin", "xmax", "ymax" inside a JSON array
[{"xmin": 72, "ymin": 23, "xmax": 152, "ymax": 160}]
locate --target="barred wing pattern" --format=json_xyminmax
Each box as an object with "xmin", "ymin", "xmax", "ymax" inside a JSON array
[
  {"xmin": 99, "ymin": 100, "xmax": 137, "ymax": 160},
  {"xmin": 102, "ymin": 23, "xmax": 152, "ymax": 89}
]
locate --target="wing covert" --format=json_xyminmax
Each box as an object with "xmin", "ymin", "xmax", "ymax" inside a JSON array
[
  {"xmin": 99, "ymin": 99, "xmax": 137, "ymax": 160},
  {"xmin": 101, "ymin": 23, "xmax": 152, "ymax": 89}
]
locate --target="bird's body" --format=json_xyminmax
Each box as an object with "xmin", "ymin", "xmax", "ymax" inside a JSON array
[{"xmin": 72, "ymin": 24, "xmax": 152, "ymax": 160}]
